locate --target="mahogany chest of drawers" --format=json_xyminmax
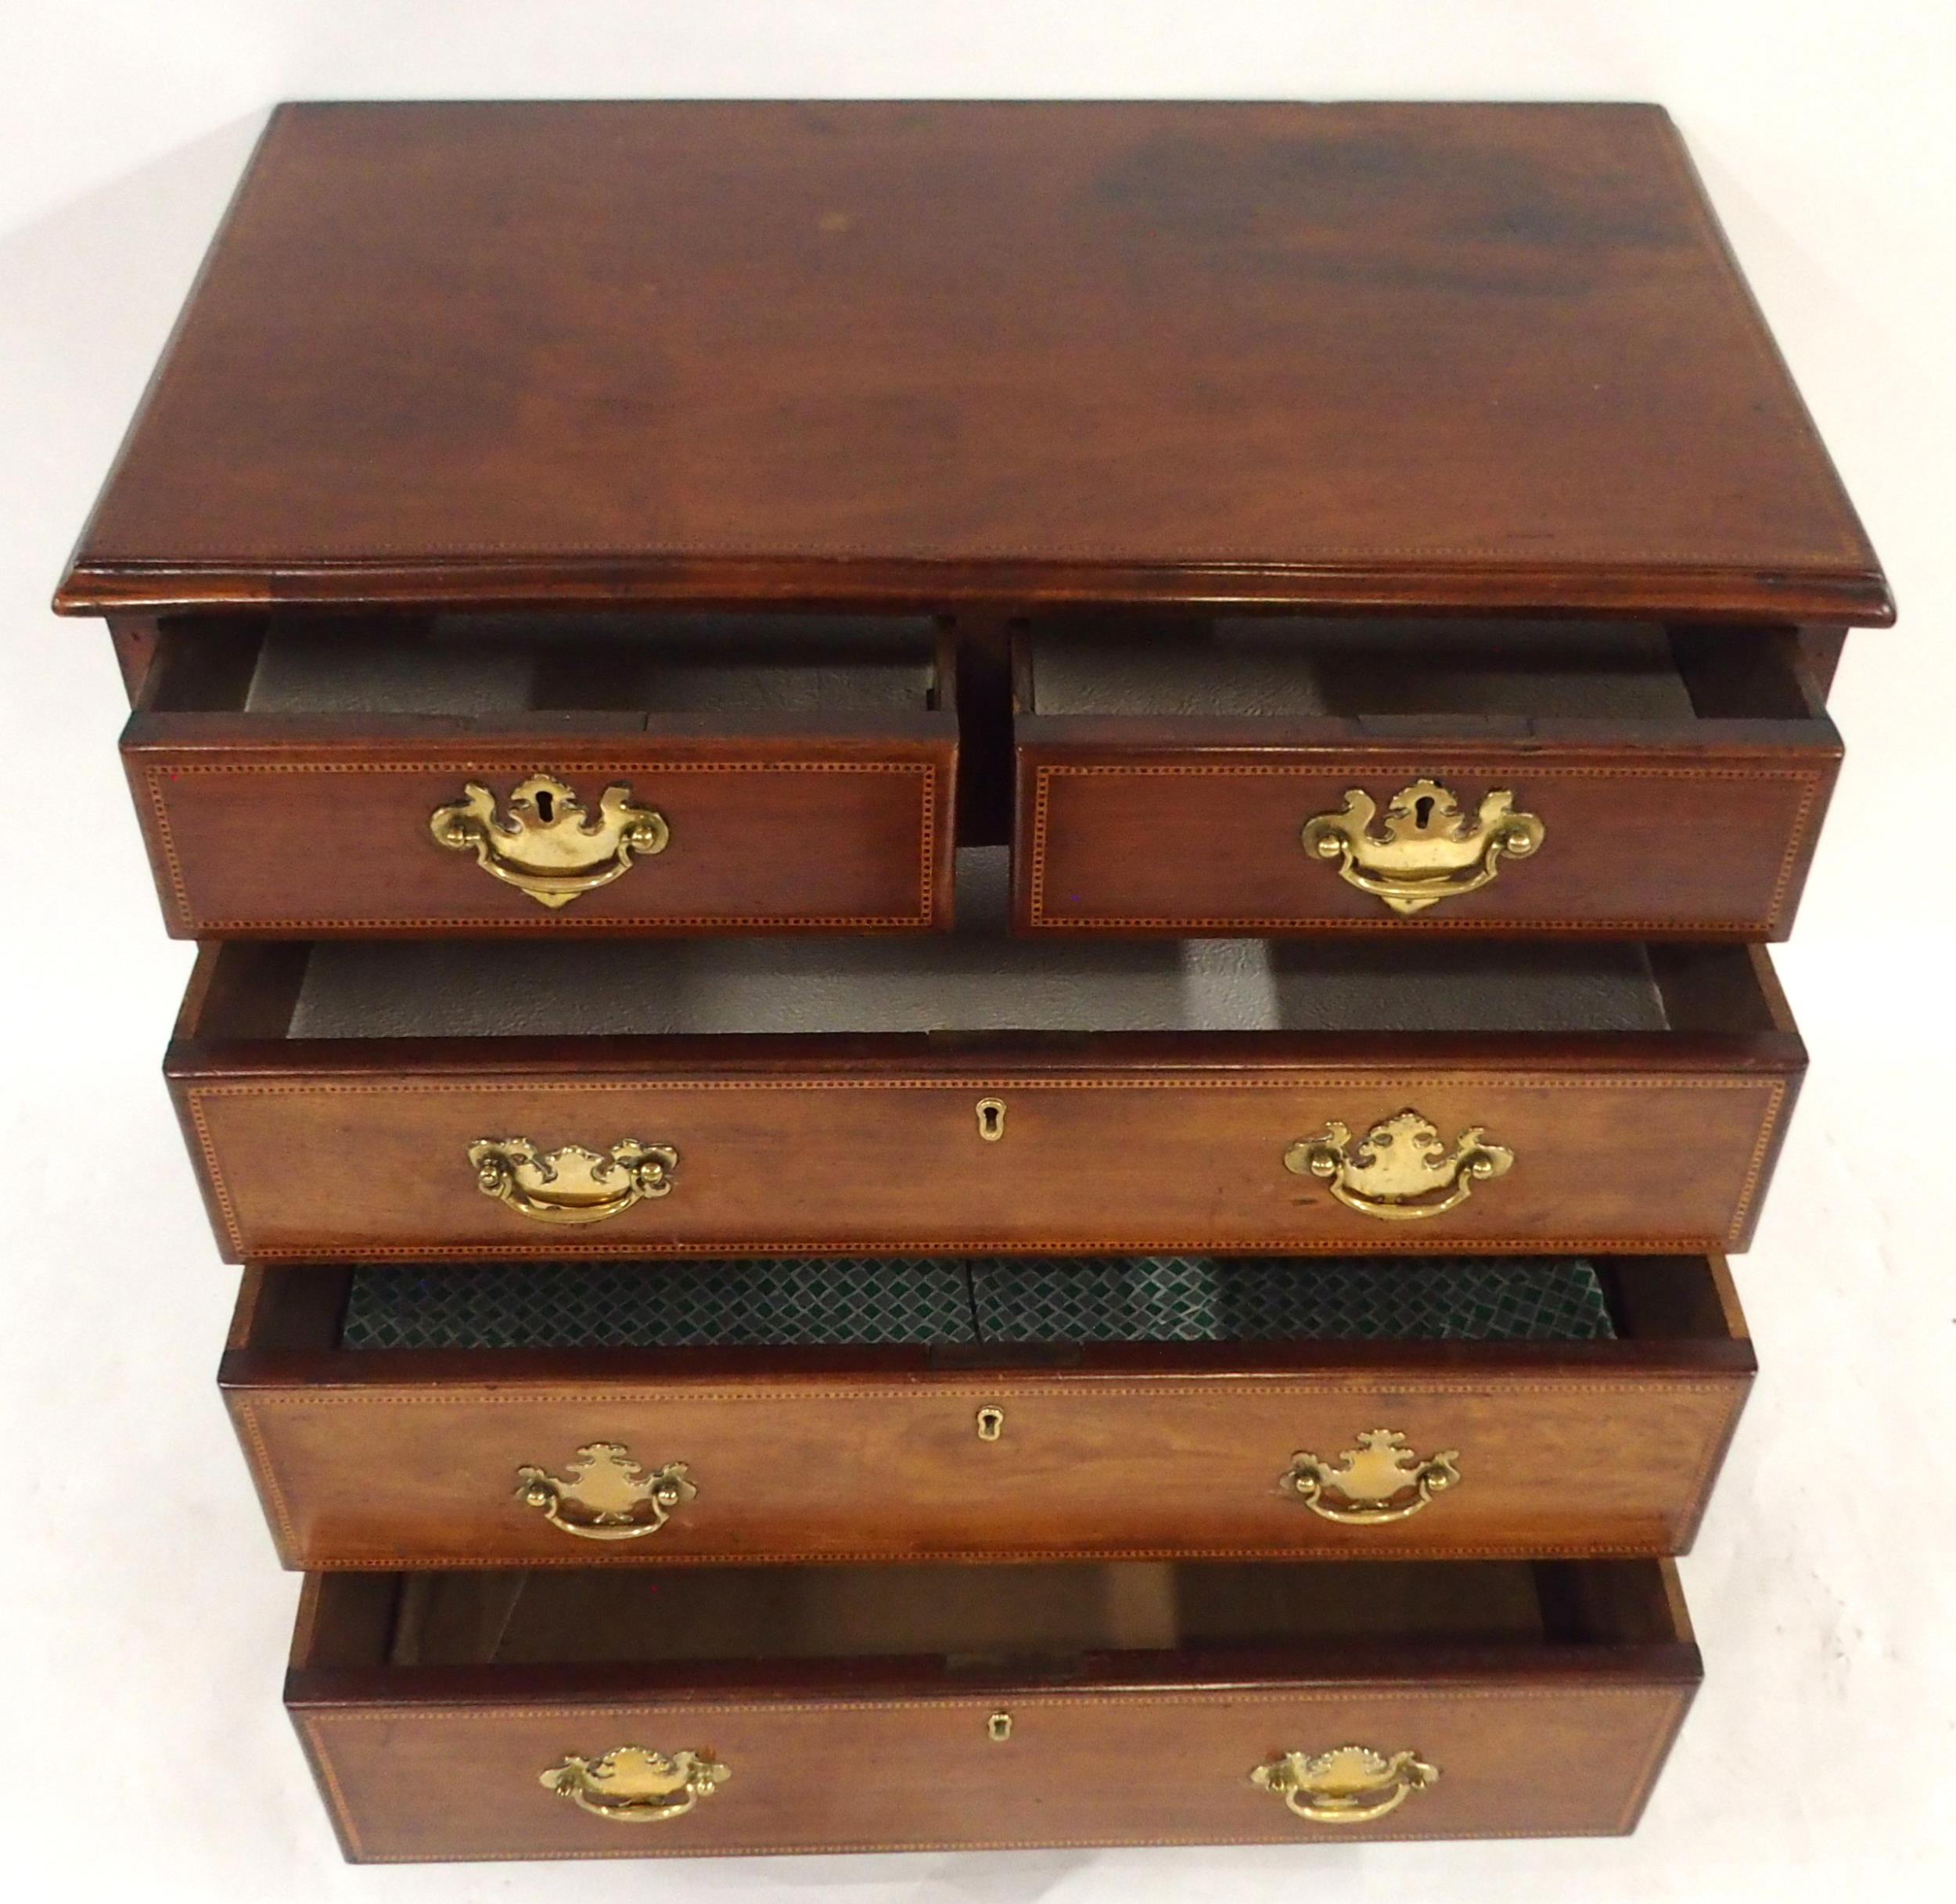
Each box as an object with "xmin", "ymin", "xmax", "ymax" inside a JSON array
[{"xmin": 58, "ymin": 99, "xmax": 1887, "ymax": 1862}]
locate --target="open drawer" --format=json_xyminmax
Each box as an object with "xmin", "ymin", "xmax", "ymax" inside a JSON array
[
  {"xmin": 167, "ymin": 860, "xmax": 1804, "ymax": 1260},
  {"xmin": 225, "ymin": 1252, "xmax": 1752, "ymax": 1568},
  {"xmin": 288, "ymin": 1558, "xmax": 1701, "ymax": 1859},
  {"xmin": 120, "ymin": 611, "xmax": 957, "ymax": 934},
  {"xmin": 1013, "ymin": 616, "xmax": 1840, "ymax": 936}
]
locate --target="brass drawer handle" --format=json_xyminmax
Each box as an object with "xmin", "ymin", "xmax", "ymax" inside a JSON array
[
  {"xmin": 517, "ymin": 1441, "xmax": 696, "ymax": 1541},
  {"xmin": 430, "ymin": 774, "xmax": 669, "ymax": 909},
  {"xmin": 469, "ymin": 1137, "xmax": 678, "ymax": 1225},
  {"xmin": 1282, "ymin": 1429, "xmax": 1459, "ymax": 1524},
  {"xmin": 1252, "ymin": 1746, "xmax": 1438, "ymax": 1824},
  {"xmin": 1284, "ymin": 1109, "xmax": 1512, "ymax": 1221},
  {"xmin": 1300, "ymin": 779, "xmax": 1543, "ymax": 915},
  {"xmin": 541, "ymin": 1747, "xmax": 728, "ymax": 1823}
]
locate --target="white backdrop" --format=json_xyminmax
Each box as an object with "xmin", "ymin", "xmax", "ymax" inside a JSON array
[{"xmin": 2, "ymin": 5, "xmax": 1951, "ymax": 1901}]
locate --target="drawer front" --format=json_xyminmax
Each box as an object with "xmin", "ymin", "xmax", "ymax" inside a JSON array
[
  {"xmin": 1019, "ymin": 745, "xmax": 1836, "ymax": 936},
  {"xmin": 294, "ymin": 1676, "xmax": 1694, "ymax": 1859},
  {"xmin": 124, "ymin": 742, "xmax": 954, "ymax": 934},
  {"xmin": 229, "ymin": 1367, "xmax": 1749, "ymax": 1568},
  {"xmin": 178, "ymin": 1070, "xmax": 1795, "ymax": 1261}
]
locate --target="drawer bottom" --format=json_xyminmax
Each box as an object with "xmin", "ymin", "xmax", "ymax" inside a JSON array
[{"xmin": 289, "ymin": 1557, "xmax": 1699, "ymax": 1860}]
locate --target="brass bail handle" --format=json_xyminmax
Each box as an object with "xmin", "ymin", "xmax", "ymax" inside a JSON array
[
  {"xmin": 1251, "ymin": 1746, "xmax": 1439, "ymax": 1824},
  {"xmin": 1300, "ymin": 779, "xmax": 1544, "ymax": 915},
  {"xmin": 1280, "ymin": 1429, "xmax": 1460, "ymax": 1525},
  {"xmin": 1285, "ymin": 1110, "xmax": 1512, "ymax": 1223},
  {"xmin": 469, "ymin": 1137, "xmax": 678, "ymax": 1226},
  {"xmin": 430, "ymin": 773, "xmax": 669, "ymax": 909},
  {"xmin": 541, "ymin": 1747, "xmax": 729, "ymax": 1823},
  {"xmin": 516, "ymin": 1442, "xmax": 696, "ymax": 1542}
]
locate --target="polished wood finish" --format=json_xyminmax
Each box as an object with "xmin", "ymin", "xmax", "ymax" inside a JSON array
[
  {"xmin": 224, "ymin": 1256, "xmax": 1751, "ymax": 1569},
  {"xmin": 58, "ymin": 100, "xmax": 1886, "ymax": 1863},
  {"xmin": 287, "ymin": 1560, "xmax": 1700, "ymax": 1859},
  {"xmin": 1016, "ymin": 624, "xmax": 1842, "ymax": 938},
  {"xmin": 167, "ymin": 940, "xmax": 1803, "ymax": 1261},
  {"xmin": 120, "ymin": 617, "xmax": 956, "ymax": 936},
  {"xmin": 56, "ymin": 102, "xmax": 1888, "ymax": 623}
]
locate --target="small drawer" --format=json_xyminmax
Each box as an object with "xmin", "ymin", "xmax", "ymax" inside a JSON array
[
  {"xmin": 120, "ymin": 612, "xmax": 957, "ymax": 934},
  {"xmin": 1014, "ymin": 616, "xmax": 1840, "ymax": 936},
  {"xmin": 225, "ymin": 1252, "xmax": 1752, "ymax": 1569},
  {"xmin": 288, "ymin": 1557, "xmax": 1701, "ymax": 1859},
  {"xmin": 167, "ymin": 859, "xmax": 1804, "ymax": 1261}
]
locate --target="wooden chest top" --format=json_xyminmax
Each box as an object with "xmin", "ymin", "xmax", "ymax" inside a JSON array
[{"xmin": 57, "ymin": 99, "xmax": 1887, "ymax": 621}]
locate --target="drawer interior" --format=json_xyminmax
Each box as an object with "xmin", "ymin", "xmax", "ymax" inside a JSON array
[
  {"xmin": 236, "ymin": 1251, "xmax": 1746, "ymax": 1360},
  {"xmin": 341, "ymin": 1557, "xmax": 1690, "ymax": 1671},
  {"xmin": 1022, "ymin": 616, "xmax": 1824, "ymax": 724},
  {"xmin": 189, "ymin": 851, "xmax": 1784, "ymax": 1043},
  {"xmin": 284, "ymin": 926, "xmax": 1674, "ymax": 1036},
  {"xmin": 140, "ymin": 611, "xmax": 946, "ymax": 719},
  {"xmin": 332, "ymin": 1255, "xmax": 1620, "ymax": 1349}
]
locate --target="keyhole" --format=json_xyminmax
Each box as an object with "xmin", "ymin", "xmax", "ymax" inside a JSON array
[
  {"xmin": 987, "ymin": 1712, "xmax": 1013, "ymax": 1743},
  {"xmin": 1413, "ymin": 794, "xmax": 1435, "ymax": 828},
  {"xmin": 976, "ymin": 1406, "xmax": 1005, "ymax": 1442},
  {"xmin": 533, "ymin": 789, "xmax": 556, "ymax": 824},
  {"xmin": 976, "ymin": 1097, "xmax": 1007, "ymax": 1143}
]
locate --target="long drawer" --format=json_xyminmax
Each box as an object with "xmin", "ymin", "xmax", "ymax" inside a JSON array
[
  {"xmin": 225, "ymin": 1252, "xmax": 1752, "ymax": 1568},
  {"xmin": 167, "ymin": 893, "xmax": 1804, "ymax": 1260},
  {"xmin": 120, "ymin": 612, "xmax": 958, "ymax": 935},
  {"xmin": 1013, "ymin": 616, "xmax": 1841, "ymax": 937},
  {"xmin": 288, "ymin": 1558, "xmax": 1701, "ymax": 1860}
]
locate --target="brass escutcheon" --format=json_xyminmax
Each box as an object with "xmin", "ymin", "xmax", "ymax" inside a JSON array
[
  {"xmin": 976, "ymin": 1097, "xmax": 1008, "ymax": 1142},
  {"xmin": 975, "ymin": 1406, "xmax": 1005, "ymax": 1442},
  {"xmin": 469, "ymin": 1137, "xmax": 678, "ymax": 1226},
  {"xmin": 541, "ymin": 1746, "xmax": 728, "ymax": 1823},
  {"xmin": 516, "ymin": 1441, "xmax": 696, "ymax": 1542},
  {"xmin": 1284, "ymin": 1109, "xmax": 1512, "ymax": 1222},
  {"xmin": 1281, "ymin": 1429, "xmax": 1460, "ymax": 1525},
  {"xmin": 1251, "ymin": 1745, "xmax": 1439, "ymax": 1824},
  {"xmin": 987, "ymin": 1712, "xmax": 1013, "ymax": 1742},
  {"xmin": 430, "ymin": 774, "xmax": 669, "ymax": 909},
  {"xmin": 1300, "ymin": 779, "xmax": 1543, "ymax": 915}
]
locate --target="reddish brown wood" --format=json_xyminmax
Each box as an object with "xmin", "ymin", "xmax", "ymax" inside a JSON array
[
  {"xmin": 1019, "ymin": 732, "xmax": 1838, "ymax": 939},
  {"xmin": 106, "ymin": 613, "xmax": 167, "ymax": 702},
  {"xmin": 167, "ymin": 941, "xmax": 1804, "ymax": 1262},
  {"xmin": 223, "ymin": 1255, "xmax": 1752, "ymax": 1570},
  {"xmin": 286, "ymin": 1561, "xmax": 1700, "ymax": 1859},
  {"xmin": 1016, "ymin": 624, "xmax": 1842, "ymax": 937},
  {"xmin": 55, "ymin": 102, "xmax": 1887, "ymax": 623},
  {"xmin": 121, "ymin": 620, "xmax": 957, "ymax": 936}
]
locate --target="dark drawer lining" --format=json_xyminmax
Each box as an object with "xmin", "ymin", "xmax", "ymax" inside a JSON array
[{"xmin": 338, "ymin": 1255, "xmax": 1617, "ymax": 1351}]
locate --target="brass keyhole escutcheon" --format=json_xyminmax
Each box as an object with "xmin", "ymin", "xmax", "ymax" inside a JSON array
[
  {"xmin": 976, "ymin": 1097, "xmax": 1008, "ymax": 1142},
  {"xmin": 430, "ymin": 774, "xmax": 669, "ymax": 910},
  {"xmin": 987, "ymin": 1712, "xmax": 1013, "ymax": 1743},
  {"xmin": 976, "ymin": 1406, "xmax": 1005, "ymax": 1442}
]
